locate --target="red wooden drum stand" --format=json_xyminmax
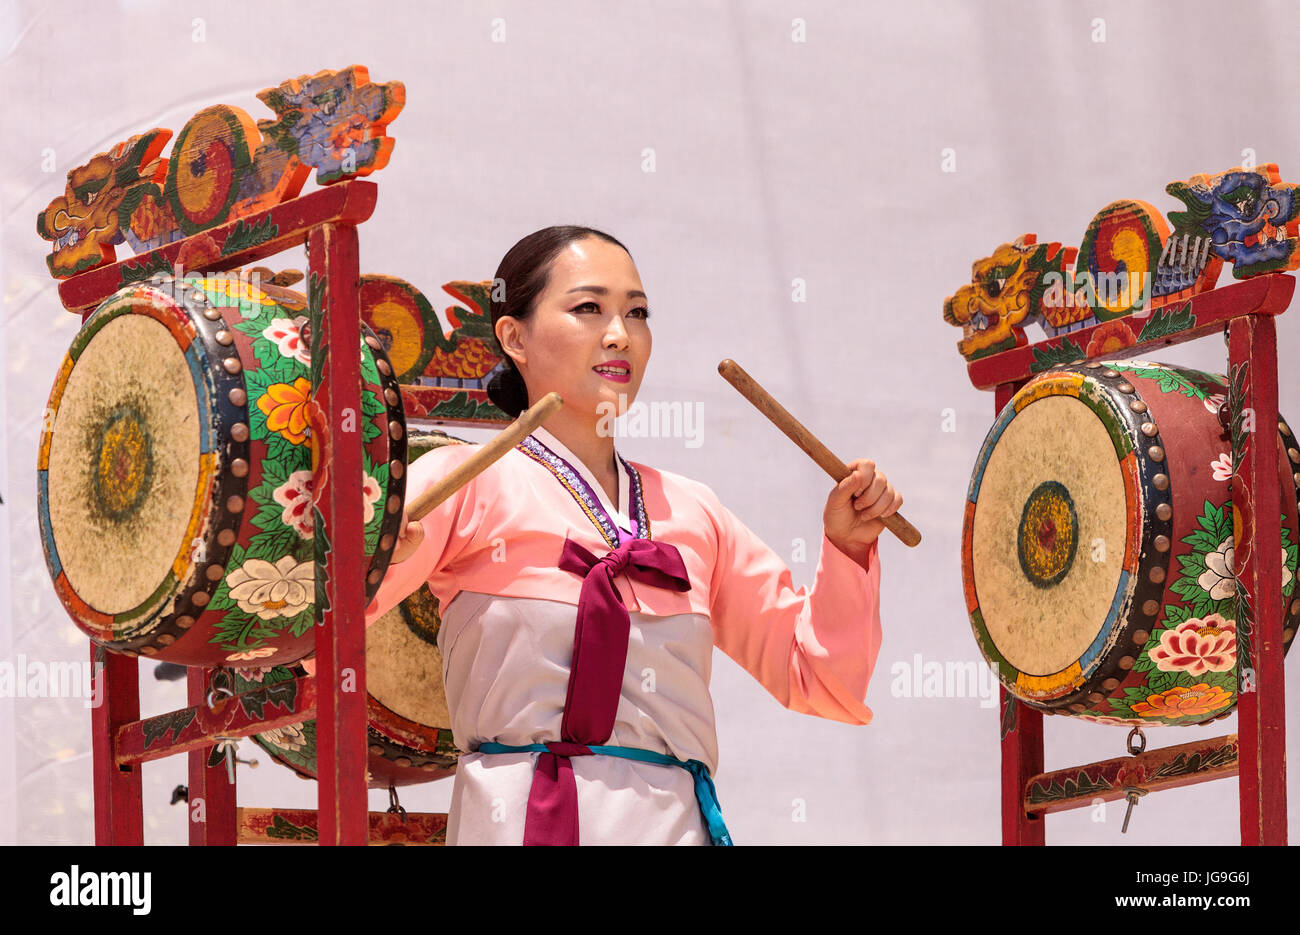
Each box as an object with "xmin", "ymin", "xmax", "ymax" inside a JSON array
[
  {"xmin": 75, "ymin": 182, "xmax": 383, "ymax": 845},
  {"xmin": 38, "ymin": 67, "xmax": 513, "ymax": 845},
  {"xmin": 945, "ymin": 167, "xmax": 1299, "ymax": 844}
]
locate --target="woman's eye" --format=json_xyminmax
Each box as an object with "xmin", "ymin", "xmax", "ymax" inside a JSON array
[{"xmin": 572, "ymin": 301, "xmax": 649, "ymax": 319}]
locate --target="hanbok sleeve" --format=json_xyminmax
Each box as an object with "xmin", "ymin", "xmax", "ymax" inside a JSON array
[
  {"xmin": 702, "ymin": 485, "xmax": 884, "ymax": 725},
  {"xmin": 362, "ymin": 442, "xmax": 482, "ymax": 627}
]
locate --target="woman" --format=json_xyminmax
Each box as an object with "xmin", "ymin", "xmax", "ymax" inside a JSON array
[{"xmin": 364, "ymin": 226, "xmax": 902, "ymax": 845}]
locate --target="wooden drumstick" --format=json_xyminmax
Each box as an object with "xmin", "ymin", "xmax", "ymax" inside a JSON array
[
  {"xmin": 405, "ymin": 391, "xmax": 564, "ymax": 521},
  {"xmin": 717, "ymin": 359, "xmax": 921, "ymax": 548}
]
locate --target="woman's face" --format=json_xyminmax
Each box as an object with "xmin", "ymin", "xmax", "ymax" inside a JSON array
[{"xmin": 499, "ymin": 236, "xmax": 652, "ymax": 423}]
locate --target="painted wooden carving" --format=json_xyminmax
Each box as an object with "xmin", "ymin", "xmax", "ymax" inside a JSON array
[
  {"xmin": 36, "ymin": 130, "xmax": 172, "ymax": 279},
  {"xmin": 941, "ymin": 234, "xmax": 1076, "ymax": 360},
  {"xmin": 943, "ymin": 163, "xmax": 1300, "ymax": 365},
  {"xmin": 360, "ymin": 276, "xmax": 512, "ymax": 424},
  {"xmin": 37, "ymin": 65, "xmax": 404, "ymax": 279},
  {"xmin": 1167, "ymin": 164, "xmax": 1300, "ymax": 279}
]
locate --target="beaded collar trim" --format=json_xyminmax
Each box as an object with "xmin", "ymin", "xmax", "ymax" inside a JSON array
[{"xmin": 517, "ymin": 434, "xmax": 651, "ymax": 549}]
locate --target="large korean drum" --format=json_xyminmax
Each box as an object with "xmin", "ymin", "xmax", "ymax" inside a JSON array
[
  {"xmin": 235, "ymin": 429, "xmax": 468, "ymax": 786},
  {"xmin": 962, "ymin": 360, "xmax": 1300, "ymax": 726},
  {"xmin": 37, "ymin": 276, "xmax": 408, "ymax": 667}
]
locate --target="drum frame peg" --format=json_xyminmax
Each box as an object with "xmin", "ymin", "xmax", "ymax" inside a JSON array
[
  {"xmin": 211, "ymin": 733, "xmax": 259, "ymax": 784},
  {"xmin": 1120, "ymin": 785, "xmax": 1148, "ymax": 833},
  {"xmin": 214, "ymin": 736, "xmax": 241, "ymax": 785},
  {"xmin": 387, "ymin": 783, "xmax": 408, "ymax": 823}
]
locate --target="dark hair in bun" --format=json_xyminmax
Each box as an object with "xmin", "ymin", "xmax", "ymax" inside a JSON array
[{"xmin": 487, "ymin": 225, "xmax": 632, "ymax": 417}]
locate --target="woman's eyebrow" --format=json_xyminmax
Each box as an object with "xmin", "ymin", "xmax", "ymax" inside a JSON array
[{"xmin": 566, "ymin": 285, "xmax": 647, "ymax": 299}]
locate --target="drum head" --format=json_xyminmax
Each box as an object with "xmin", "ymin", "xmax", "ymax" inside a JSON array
[
  {"xmin": 367, "ymin": 429, "xmax": 468, "ymax": 727},
  {"xmin": 40, "ymin": 288, "xmax": 217, "ymax": 639},
  {"xmin": 39, "ymin": 276, "xmax": 410, "ymax": 665},
  {"xmin": 367, "ymin": 583, "xmax": 449, "ymax": 727},
  {"xmin": 964, "ymin": 371, "xmax": 1146, "ymax": 702},
  {"xmin": 971, "ymin": 393, "xmax": 1128, "ymax": 675}
]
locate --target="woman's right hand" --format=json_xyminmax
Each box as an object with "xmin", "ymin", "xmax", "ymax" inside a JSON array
[{"xmin": 390, "ymin": 515, "xmax": 425, "ymax": 564}]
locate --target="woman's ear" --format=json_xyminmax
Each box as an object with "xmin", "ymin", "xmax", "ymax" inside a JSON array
[{"xmin": 495, "ymin": 316, "xmax": 527, "ymax": 367}]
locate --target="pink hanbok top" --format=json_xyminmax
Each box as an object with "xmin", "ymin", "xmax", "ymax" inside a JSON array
[{"xmin": 363, "ymin": 426, "xmax": 884, "ymax": 845}]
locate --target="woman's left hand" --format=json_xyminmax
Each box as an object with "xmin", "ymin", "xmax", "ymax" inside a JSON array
[{"xmin": 823, "ymin": 459, "xmax": 903, "ymax": 562}]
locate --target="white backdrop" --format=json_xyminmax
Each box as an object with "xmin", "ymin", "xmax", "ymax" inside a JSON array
[{"xmin": 3, "ymin": 0, "xmax": 1300, "ymax": 845}]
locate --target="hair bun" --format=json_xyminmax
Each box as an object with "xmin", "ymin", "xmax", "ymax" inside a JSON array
[{"xmin": 487, "ymin": 361, "xmax": 529, "ymax": 418}]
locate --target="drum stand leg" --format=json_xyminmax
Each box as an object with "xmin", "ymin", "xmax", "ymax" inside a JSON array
[
  {"xmin": 90, "ymin": 645, "xmax": 143, "ymax": 844},
  {"xmin": 186, "ymin": 667, "xmax": 237, "ymax": 845},
  {"xmin": 306, "ymin": 220, "xmax": 370, "ymax": 845},
  {"xmin": 1228, "ymin": 314, "xmax": 1287, "ymax": 845},
  {"xmin": 68, "ymin": 186, "xmax": 383, "ymax": 846},
  {"xmin": 999, "ymin": 689, "xmax": 1044, "ymax": 845}
]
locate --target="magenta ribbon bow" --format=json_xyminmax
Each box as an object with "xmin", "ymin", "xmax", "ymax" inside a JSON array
[{"xmin": 521, "ymin": 535, "xmax": 692, "ymax": 846}]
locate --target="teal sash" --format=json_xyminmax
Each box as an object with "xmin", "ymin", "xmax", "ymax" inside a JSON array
[{"xmin": 476, "ymin": 742, "xmax": 734, "ymax": 846}]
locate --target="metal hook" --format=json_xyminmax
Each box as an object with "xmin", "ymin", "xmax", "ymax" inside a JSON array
[
  {"xmin": 387, "ymin": 783, "xmax": 408, "ymax": 823},
  {"xmin": 212, "ymin": 666, "xmax": 235, "ymax": 695},
  {"xmin": 1126, "ymin": 726, "xmax": 1147, "ymax": 756}
]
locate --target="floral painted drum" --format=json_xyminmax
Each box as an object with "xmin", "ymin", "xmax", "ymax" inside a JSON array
[
  {"xmin": 962, "ymin": 360, "xmax": 1300, "ymax": 726},
  {"xmin": 233, "ymin": 430, "xmax": 469, "ymax": 786},
  {"xmin": 37, "ymin": 276, "xmax": 407, "ymax": 667}
]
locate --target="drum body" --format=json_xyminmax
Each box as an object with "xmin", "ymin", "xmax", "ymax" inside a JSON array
[
  {"xmin": 962, "ymin": 360, "xmax": 1300, "ymax": 726},
  {"xmin": 38, "ymin": 277, "xmax": 407, "ymax": 666},
  {"xmin": 236, "ymin": 430, "xmax": 468, "ymax": 786}
]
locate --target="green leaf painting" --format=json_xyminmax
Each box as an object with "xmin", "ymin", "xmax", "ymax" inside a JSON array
[
  {"xmin": 1027, "ymin": 771, "xmax": 1112, "ymax": 804},
  {"xmin": 221, "ymin": 215, "xmax": 279, "ymax": 256},
  {"xmin": 238, "ymin": 676, "xmax": 299, "ymax": 722},
  {"xmin": 1029, "ymin": 337, "xmax": 1085, "ymax": 373},
  {"xmin": 1108, "ymin": 362, "xmax": 1209, "ymax": 399},
  {"xmin": 428, "ymin": 390, "xmax": 509, "ymax": 422},
  {"xmin": 1134, "ymin": 302, "xmax": 1195, "ymax": 343},
  {"xmin": 141, "ymin": 706, "xmax": 196, "ymax": 749}
]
